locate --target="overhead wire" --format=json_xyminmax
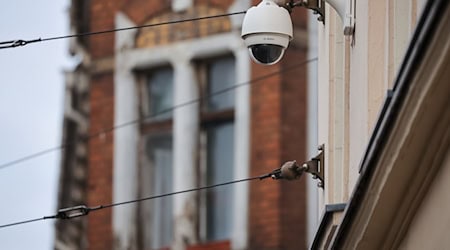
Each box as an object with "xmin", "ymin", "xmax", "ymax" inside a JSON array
[
  {"xmin": 0, "ymin": 11, "xmax": 246, "ymax": 49},
  {"xmin": 0, "ymin": 173, "xmax": 279, "ymax": 229},
  {"xmin": 0, "ymin": 57, "xmax": 318, "ymax": 170},
  {"xmin": 0, "ymin": 3, "xmax": 317, "ymax": 232}
]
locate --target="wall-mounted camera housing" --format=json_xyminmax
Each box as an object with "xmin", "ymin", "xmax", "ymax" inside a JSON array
[{"xmin": 241, "ymin": 0, "xmax": 293, "ymax": 65}]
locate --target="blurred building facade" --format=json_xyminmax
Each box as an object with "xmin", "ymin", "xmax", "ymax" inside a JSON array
[
  {"xmin": 310, "ymin": 0, "xmax": 450, "ymax": 248},
  {"xmin": 56, "ymin": 1, "xmax": 312, "ymax": 250}
]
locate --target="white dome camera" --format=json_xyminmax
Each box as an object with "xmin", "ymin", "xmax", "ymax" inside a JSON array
[{"xmin": 241, "ymin": 0, "xmax": 293, "ymax": 65}]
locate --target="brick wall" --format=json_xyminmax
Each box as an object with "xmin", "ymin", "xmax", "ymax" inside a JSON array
[
  {"xmin": 249, "ymin": 7, "xmax": 308, "ymax": 250},
  {"xmin": 83, "ymin": 0, "xmax": 122, "ymax": 248},
  {"xmin": 87, "ymin": 73, "xmax": 115, "ymax": 250},
  {"xmin": 249, "ymin": 62, "xmax": 284, "ymax": 250},
  {"xmin": 279, "ymin": 28, "xmax": 308, "ymax": 250},
  {"xmin": 80, "ymin": 1, "xmax": 309, "ymax": 249}
]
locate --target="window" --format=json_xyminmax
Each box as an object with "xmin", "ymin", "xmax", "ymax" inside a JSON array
[
  {"xmin": 206, "ymin": 57, "xmax": 235, "ymax": 112},
  {"xmin": 205, "ymin": 122, "xmax": 235, "ymax": 240},
  {"xmin": 198, "ymin": 55, "xmax": 236, "ymax": 242},
  {"xmin": 146, "ymin": 134, "xmax": 173, "ymax": 249},
  {"xmin": 145, "ymin": 67, "xmax": 174, "ymax": 120},
  {"xmin": 138, "ymin": 67, "xmax": 174, "ymax": 249},
  {"xmin": 138, "ymin": 57, "xmax": 237, "ymax": 246}
]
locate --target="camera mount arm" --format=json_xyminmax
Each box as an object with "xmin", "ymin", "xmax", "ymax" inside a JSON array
[
  {"xmin": 286, "ymin": 0, "xmax": 326, "ymax": 23},
  {"xmin": 286, "ymin": 0, "xmax": 354, "ymax": 35}
]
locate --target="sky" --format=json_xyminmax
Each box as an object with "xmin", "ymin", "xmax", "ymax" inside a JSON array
[{"xmin": 0, "ymin": 0, "xmax": 70, "ymax": 249}]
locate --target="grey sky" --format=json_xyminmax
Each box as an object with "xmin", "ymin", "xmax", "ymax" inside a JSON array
[{"xmin": 0, "ymin": 0, "xmax": 69, "ymax": 249}]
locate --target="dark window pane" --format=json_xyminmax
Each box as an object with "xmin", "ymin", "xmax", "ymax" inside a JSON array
[
  {"xmin": 147, "ymin": 68, "xmax": 173, "ymax": 120},
  {"xmin": 207, "ymin": 57, "xmax": 235, "ymax": 111},
  {"xmin": 206, "ymin": 122, "xmax": 234, "ymax": 241},
  {"xmin": 146, "ymin": 135, "xmax": 173, "ymax": 248}
]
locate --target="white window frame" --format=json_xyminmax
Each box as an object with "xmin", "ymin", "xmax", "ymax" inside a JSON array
[{"xmin": 113, "ymin": 11, "xmax": 251, "ymax": 250}]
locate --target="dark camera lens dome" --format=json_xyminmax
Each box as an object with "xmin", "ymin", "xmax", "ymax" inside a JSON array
[{"xmin": 250, "ymin": 44, "xmax": 284, "ymax": 64}]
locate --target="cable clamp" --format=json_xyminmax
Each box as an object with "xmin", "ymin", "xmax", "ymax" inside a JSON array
[
  {"xmin": 56, "ymin": 205, "xmax": 91, "ymax": 219},
  {"xmin": 263, "ymin": 144, "xmax": 325, "ymax": 188},
  {"xmin": 0, "ymin": 38, "xmax": 41, "ymax": 49},
  {"xmin": 11, "ymin": 40, "xmax": 27, "ymax": 47}
]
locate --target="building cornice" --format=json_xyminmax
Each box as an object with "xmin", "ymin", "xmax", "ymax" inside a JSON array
[{"xmin": 325, "ymin": 0, "xmax": 450, "ymax": 248}]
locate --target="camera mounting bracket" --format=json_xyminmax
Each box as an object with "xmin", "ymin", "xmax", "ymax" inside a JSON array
[
  {"xmin": 266, "ymin": 144, "xmax": 325, "ymax": 189},
  {"xmin": 286, "ymin": 0, "xmax": 325, "ymax": 23},
  {"xmin": 302, "ymin": 144, "xmax": 325, "ymax": 188},
  {"xmin": 286, "ymin": 0, "xmax": 354, "ymax": 35}
]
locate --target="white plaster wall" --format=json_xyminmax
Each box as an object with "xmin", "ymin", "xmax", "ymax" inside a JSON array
[
  {"xmin": 317, "ymin": 1, "xmax": 371, "ymax": 206},
  {"xmin": 332, "ymin": 13, "xmax": 345, "ymax": 203},
  {"xmin": 348, "ymin": 0, "xmax": 369, "ymax": 191},
  {"xmin": 416, "ymin": 0, "xmax": 427, "ymax": 17},
  {"xmin": 114, "ymin": 10, "xmax": 251, "ymax": 249},
  {"xmin": 317, "ymin": 5, "xmax": 331, "ymax": 208},
  {"xmin": 306, "ymin": 11, "xmax": 319, "ymax": 247}
]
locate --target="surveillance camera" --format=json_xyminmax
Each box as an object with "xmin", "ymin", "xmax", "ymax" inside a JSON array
[{"xmin": 241, "ymin": 0, "xmax": 293, "ymax": 65}]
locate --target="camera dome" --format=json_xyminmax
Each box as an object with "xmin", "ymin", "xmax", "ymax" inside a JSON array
[
  {"xmin": 249, "ymin": 44, "xmax": 285, "ymax": 65},
  {"xmin": 241, "ymin": 0, "xmax": 293, "ymax": 65}
]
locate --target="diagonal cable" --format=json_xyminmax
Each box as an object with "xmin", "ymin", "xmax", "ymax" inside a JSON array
[
  {"xmin": 0, "ymin": 57, "xmax": 318, "ymax": 170},
  {"xmin": 0, "ymin": 11, "xmax": 246, "ymax": 49},
  {"xmin": 0, "ymin": 171, "xmax": 281, "ymax": 229}
]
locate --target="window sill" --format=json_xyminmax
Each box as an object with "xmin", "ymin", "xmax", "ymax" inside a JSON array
[{"xmin": 187, "ymin": 240, "xmax": 230, "ymax": 250}]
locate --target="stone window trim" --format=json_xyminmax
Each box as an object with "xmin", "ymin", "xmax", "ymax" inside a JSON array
[{"xmin": 114, "ymin": 13, "xmax": 251, "ymax": 248}]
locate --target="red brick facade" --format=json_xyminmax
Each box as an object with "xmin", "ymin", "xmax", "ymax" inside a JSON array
[
  {"xmin": 249, "ymin": 31, "xmax": 308, "ymax": 250},
  {"xmin": 88, "ymin": 74, "xmax": 115, "ymax": 250},
  {"xmin": 62, "ymin": 1, "xmax": 309, "ymax": 249}
]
